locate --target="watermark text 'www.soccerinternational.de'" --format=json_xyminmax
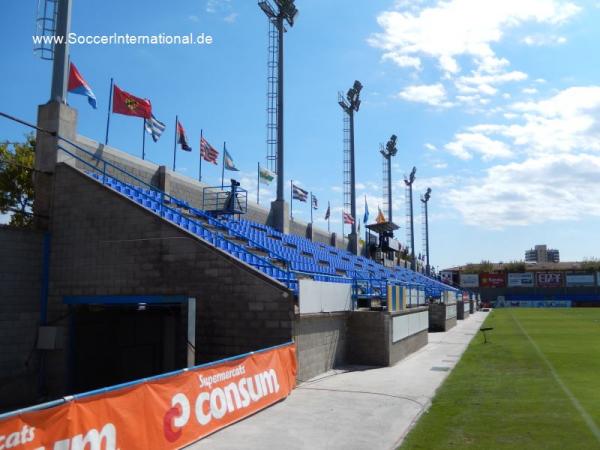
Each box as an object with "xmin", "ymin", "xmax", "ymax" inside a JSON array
[{"xmin": 32, "ymin": 32, "xmax": 214, "ymax": 46}]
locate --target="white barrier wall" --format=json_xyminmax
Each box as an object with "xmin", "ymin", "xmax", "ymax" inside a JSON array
[
  {"xmin": 392, "ymin": 311, "xmax": 429, "ymax": 343},
  {"xmin": 446, "ymin": 304, "xmax": 457, "ymax": 319},
  {"xmin": 464, "ymin": 301, "xmax": 470, "ymax": 313},
  {"xmin": 298, "ymin": 280, "xmax": 352, "ymax": 314}
]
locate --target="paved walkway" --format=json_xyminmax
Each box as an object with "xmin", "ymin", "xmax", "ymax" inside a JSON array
[{"xmin": 187, "ymin": 311, "xmax": 489, "ymax": 450}]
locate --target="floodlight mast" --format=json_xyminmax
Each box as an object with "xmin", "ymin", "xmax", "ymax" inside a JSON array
[
  {"xmin": 50, "ymin": 0, "xmax": 72, "ymax": 103},
  {"xmin": 404, "ymin": 166, "xmax": 417, "ymax": 271},
  {"xmin": 339, "ymin": 80, "xmax": 363, "ymax": 255},
  {"xmin": 258, "ymin": 0, "xmax": 298, "ymax": 212},
  {"xmin": 421, "ymin": 187, "xmax": 432, "ymax": 275},
  {"xmin": 380, "ymin": 134, "xmax": 398, "ymax": 225}
]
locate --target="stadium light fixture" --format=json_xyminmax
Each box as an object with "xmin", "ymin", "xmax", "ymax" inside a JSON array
[
  {"xmin": 380, "ymin": 134, "xmax": 398, "ymax": 224},
  {"xmin": 404, "ymin": 166, "xmax": 417, "ymax": 271},
  {"xmin": 421, "ymin": 187, "xmax": 432, "ymax": 275},
  {"xmin": 339, "ymin": 80, "xmax": 364, "ymax": 255}
]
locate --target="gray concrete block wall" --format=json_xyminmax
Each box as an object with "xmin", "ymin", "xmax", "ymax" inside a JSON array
[
  {"xmin": 45, "ymin": 164, "xmax": 294, "ymax": 397},
  {"xmin": 294, "ymin": 313, "xmax": 348, "ymax": 382},
  {"xmin": 347, "ymin": 311, "xmax": 388, "ymax": 366},
  {"xmin": 0, "ymin": 227, "xmax": 44, "ymax": 411}
]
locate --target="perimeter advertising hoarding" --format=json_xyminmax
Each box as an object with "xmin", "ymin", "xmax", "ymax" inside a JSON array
[
  {"xmin": 480, "ymin": 273, "xmax": 505, "ymax": 288},
  {"xmin": 440, "ymin": 271, "xmax": 454, "ymax": 284},
  {"xmin": 565, "ymin": 273, "xmax": 595, "ymax": 287},
  {"xmin": 508, "ymin": 272, "xmax": 534, "ymax": 287},
  {"xmin": 460, "ymin": 273, "xmax": 479, "ymax": 288},
  {"xmin": 536, "ymin": 272, "xmax": 563, "ymax": 287}
]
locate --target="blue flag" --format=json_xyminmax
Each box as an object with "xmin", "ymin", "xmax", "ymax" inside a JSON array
[{"xmin": 363, "ymin": 195, "xmax": 369, "ymax": 224}]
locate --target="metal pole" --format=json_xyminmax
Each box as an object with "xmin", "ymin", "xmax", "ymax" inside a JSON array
[
  {"xmin": 221, "ymin": 141, "xmax": 226, "ymax": 188},
  {"xmin": 410, "ymin": 183, "xmax": 415, "ymax": 271},
  {"xmin": 387, "ymin": 154, "xmax": 393, "ymax": 223},
  {"xmin": 104, "ymin": 78, "xmax": 113, "ymax": 145},
  {"xmin": 425, "ymin": 200, "xmax": 430, "ymax": 275},
  {"xmin": 142, "ymin": 119, "xmax": 146, "ymax": 160},
  {"xmin": 310, "ymin": 192, "xmax": 313, "ymax": 224},
  {"xmin": 276, "ymin": 16, "xmax": 285, "ymax": 202},
  {"xmin": 257, "ymin": 163, "xmax": 260, "ymax": 204},
  {"xmin": 290, "ymin": 180, "xmax": 293, "ymax": 221},
  {"xmin": 199, "ymin": 129, "xmax": 203, "ymax": 182},
  {"xmin": 327, "ymin": 201, "xmax": 330, "ymax": 232},
  {"xmin": 349, "ymin": 110, "xmax": 357, "ymax": 255},
  {"xmin": 173, "ymin": 115, "xmax": 178, "ymax": 172},
  {"xmin": 50, "ymin": 0, "xmax": 72, "ymax": 103}
]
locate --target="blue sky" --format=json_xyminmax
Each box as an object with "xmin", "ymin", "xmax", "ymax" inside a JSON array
[{"xmin": 1, "ymin": 0, "xmax": 600, "ymax": 270}]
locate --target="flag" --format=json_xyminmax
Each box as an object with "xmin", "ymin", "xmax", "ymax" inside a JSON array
[
  {"xmin": 292, "ymin": 184, "xmax": 308, "ymax": 202},
  {"xmin": 200, "ymin": 137, "xmax": 219, "ymax": 164},
  {"xmin": 363, "ymin": 195, "xmax": 369, "ymax": 224},
  {"xmin": 376, "ymin": 207, "xmax": 386, "ymax": 224},
  {"xmin": 311, "ymin": 194, "xmax": 318, "ymax": 210},
  {"xmin": 358, "ymin": 219, "xmax": 361, "ymax": 234},
  {"xmin": 259, "ymin": 165, "xmax": 275, "ymax": 185},
  {"xmin": 112, "ymin": 84, "xmax": 152, "ymax": 119},
  {"xmin": 324, "ymin": 203, "xmax": 330, "ymax": 220},
  {"xmin": 224, "ymin": 149, "xmax": 239, "ymax": 171},
  {"xmin": 144, "ymin": 114, "xmax": 166, "ymax": 142},
  {"xmin": 343, "ymin": 212, "xmax": 355, "ymax": 225},
  {"xmin": 68, "ymin": 63, "xmax": 97, "ymax": 109},
  {"xmin": 176, "ymin": 120, "xmax": 192, "ymax": 151}
]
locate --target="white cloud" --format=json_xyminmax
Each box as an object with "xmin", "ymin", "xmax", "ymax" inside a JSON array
[
  {"xmin": 188, "ymin": 15, "xmax": 199, "ymax": 22},
  {"xmin": 397, "ymin": 83, "xmax": 453, "ymax": 107},
  {"xmin": 383, "ymin": 54, "xmax": 422, "ymax": 70},
  {"xmin": 522, "ymin": 34, "xmax": 567, "ymax": 46},
  {"xmin": 522, "ymin": 87, "xmax": 539, "ymax": 95},
  {"xmin": 482, "ymin": 86, "xmax": 600, "ymax": 155},
  {"xmin": 447, "ymin": 153, "xmax": 600, "ymax": 228},
  {"xmin": 455, "ymin": 70, "xmax": 528, "ymax": 96},
  {"xmin": 224, "ymin": 12, "xmax": 238, "ymax": 23},
  {"xmin": 369, "ymin": 0, "xmax": 580, "ymax": 75},
  {"xmin": 444, "ymin": 132, "xmax": 514, "ymax": 160},
  {"xmin": 424, "ymin": 143, "xmax": 437, "ymax": 151}
]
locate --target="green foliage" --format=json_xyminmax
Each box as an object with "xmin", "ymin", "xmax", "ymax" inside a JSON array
[
  {"xmin": 463, "ymin": 260, "xmax": 494, "ymax": 273},
  {"xmin": 580, "ymin": 258, "xmax": 600, "ymax": 272},
  {"xmin": 503, "ymin": 260, "xmax": 527, "ymax": 272},
  {"xmin": 0, "ymin": 134, "xmax": 35, "ymax": 227}
]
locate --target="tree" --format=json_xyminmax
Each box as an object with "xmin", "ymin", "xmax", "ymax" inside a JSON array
[{"xmin": 0, "ymin": 134, "xmax": 35, "ymax": 227}]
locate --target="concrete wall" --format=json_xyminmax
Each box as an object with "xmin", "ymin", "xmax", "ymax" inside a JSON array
[
  {"xmin": 457, "ymin": 300, "xmax": 470, "ymax": 320},
  {"xmin": 43, "ymin": 164, "xmax": 294, "ymax": 397},
  {"xmin": 294, "ymin": 313, "xmax": 348, "ymax": 382},
  {"xmin": 347, "ymin": 308, "xmax": 428, "ymax": 367},
  {"xmin": 429, "ymin": 303, "xmax": 457, "ymax": 332},
  {"xmin": 73, "ymin": 136, "xmax": 347, "ymax": 248},
  {"xmin": 0, "ymin": 227, "xmax": 44, "ymax": 411}
]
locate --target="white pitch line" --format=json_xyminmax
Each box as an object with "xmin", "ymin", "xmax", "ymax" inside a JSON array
[{"xmin": 511, "ymin": 312, "xmax": 600, "ymax": 444}]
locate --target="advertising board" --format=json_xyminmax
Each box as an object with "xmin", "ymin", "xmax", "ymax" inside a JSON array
[
  {"xmin": 565, "ymin": 273, "xmax": 595, "ymax": 287},
  {"xmin": 460, "ymin": 273, "xmax": 479, "ymax": 288},
  {"xmin": 480, "ymin": 273, "xmax": 505, "ymax": 288},
  {"xmin": 508, "ymin": 272, "xmax": 534, "ymax": 287},
  {"xmin": 536, "ymin": 272, "xmax": 563, "ymax": 287}
]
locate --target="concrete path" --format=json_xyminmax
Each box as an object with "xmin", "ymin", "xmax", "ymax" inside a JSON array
[{"xmin": 187, "ymin": 311, "xmax": 489, "ymax": 450}]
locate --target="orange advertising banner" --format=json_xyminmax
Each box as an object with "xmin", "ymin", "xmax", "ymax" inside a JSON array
[{"xmin": 0, "ymin": 342, "xmax": 296, "ymax": 450}]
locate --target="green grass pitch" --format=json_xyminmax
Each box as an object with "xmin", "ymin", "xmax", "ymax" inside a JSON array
[{"xmin": 400, "ymin": 308, "xmax": 600, "ymax": 450}]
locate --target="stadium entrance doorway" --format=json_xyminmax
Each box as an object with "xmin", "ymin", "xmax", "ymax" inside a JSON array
[{"xmin": 64, "ymin": 296, "xmax": 190, "ymax": 393}]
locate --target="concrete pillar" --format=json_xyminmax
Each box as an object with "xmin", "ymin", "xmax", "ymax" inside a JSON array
[
  {"xmin": 34, "ymin": 102, "xmax": 78, "ymax": 230},
  {"xmin": 306, "ymin": 222, "xmax": 314, "ymax": 241},
  {"xmin": 158, "ymin": 165, "xmax": 171, "ymax": 194},
  {"xmin": 268, "ymin": 199, "xmax": 289, "ymax": 234}
]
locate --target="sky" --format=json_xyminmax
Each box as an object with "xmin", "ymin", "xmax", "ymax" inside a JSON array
[{"xmin": 1, "ymin": 0, "xmax": 600, "ymax": 271}]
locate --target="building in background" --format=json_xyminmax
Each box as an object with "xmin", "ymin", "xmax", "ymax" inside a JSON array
[{"xmin": 525, "ymin": 245, "xmax": 560, "ymax": 263}]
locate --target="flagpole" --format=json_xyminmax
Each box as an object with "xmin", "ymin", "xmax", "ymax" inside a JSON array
[
  {"xmin": 257, "ymin": 163, "xmax": 260, "ymax": 204},
  {"xmin": 221, "ymin": 141, "xmax": 226, "ymax": 189},
  {"xmin": 142, "ymin": 119, "xmax": 146, "ymax": 160},
  {"xmin": 310, "ymin": 192, "xmax": 313, "ymax": 224},
  {"xmin": 104, "ymin": 78, "xmax": 113, "ymax": 145},
  {"xmin": 290, "ymin": 180, "xmax": 293, "ymax": 221},
  {"xmin": 173, "ymin": 115, "xmax": 178, "ymax": 172},
  {"xmin": 328, "ymin": 201, "xmax": 330, "ymax": 232},
  {"xmin": 199, "ymin": 129, "xmax": 203, "ymax": 182}
]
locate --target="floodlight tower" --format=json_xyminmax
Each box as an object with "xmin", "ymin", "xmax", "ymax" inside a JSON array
[
  {"xmin": 380, "ymin": 134, "xmax": 398, "ymax": 225},
  {"xmin": 258, "ymin": 0, "xmax": 298, "ymax": 232},
  {"xmin": 339, "ymin": 80, "xmax": 363, "ymax": 255},
  {"xmin": 404, "ymin": 167, "xmax": 417, "ymax": 270},
  {"xmin": 421, "ymin": 187, "xmax": 432, "ymax": 275}
]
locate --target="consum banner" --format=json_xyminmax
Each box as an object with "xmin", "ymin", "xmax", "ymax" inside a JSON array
[{"xmin": 0, "ymin": 343, "xmax": 297, "ymax": 450}]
